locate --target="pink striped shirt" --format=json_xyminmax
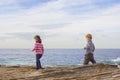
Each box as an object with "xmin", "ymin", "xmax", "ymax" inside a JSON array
[{"xmin": 32, "ymin": 42, "xmax": 44, "ymax": 54}]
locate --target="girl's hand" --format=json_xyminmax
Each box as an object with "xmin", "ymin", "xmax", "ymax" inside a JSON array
[{"xmin": 31, "ymin": 49, "xmax": 34, "ymax": 52}]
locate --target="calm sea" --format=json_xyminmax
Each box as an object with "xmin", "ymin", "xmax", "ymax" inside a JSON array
[{"xmin": 0, "ymin": 49, "xmax": 120, "ymax": 66}]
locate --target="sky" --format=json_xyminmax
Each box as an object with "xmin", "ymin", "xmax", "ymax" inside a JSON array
[{"xmin": 0, "ymin": 0, "xmax": 120, "ymax": 49}]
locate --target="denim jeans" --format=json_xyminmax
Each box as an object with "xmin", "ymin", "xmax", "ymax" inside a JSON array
[{"xmin": 36, "ymin": 54, "xmax": 42, "ymax": 69}]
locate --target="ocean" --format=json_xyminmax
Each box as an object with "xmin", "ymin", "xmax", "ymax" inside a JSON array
[{"xmin": 0, "ymin": 49, "xmax": 120, "ymax": 66}]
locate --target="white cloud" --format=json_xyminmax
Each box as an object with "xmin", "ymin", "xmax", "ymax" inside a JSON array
[{"xmin": 0, "ymin": 0, "xmax": 120, "ymax": 48}]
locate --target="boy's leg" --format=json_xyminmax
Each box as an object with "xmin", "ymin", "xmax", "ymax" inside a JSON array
[
  {"xmin": 90, "ymin": 53, "xmax": 96, "ymax": 64},
  {"xmin": 84, "ymin": 54, "xmax": 89, "ymax": 65}
]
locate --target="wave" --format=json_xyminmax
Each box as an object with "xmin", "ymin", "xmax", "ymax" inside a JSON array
[
  {"xmin": 103, "ymin": 58, "xmax": 120, "ymax": 65},
  {"xmin": 112, "ymin": 58, "xmax": 120, "ymax": 62}
]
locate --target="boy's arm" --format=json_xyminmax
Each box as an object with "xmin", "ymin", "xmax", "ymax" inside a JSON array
[
  {"xmin": 93, "ymin": 44, "xmax": 95, "ymax": 51},
  {"xmin": 84, "ymin": 43, "xmax": 90, "ymax": 50}
]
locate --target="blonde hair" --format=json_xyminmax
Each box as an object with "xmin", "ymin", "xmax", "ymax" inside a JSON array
[
  {"xmin": 86, "ymin": 34, "xmax": 92, "ymax": 40},
  {"xmin": 34, "ymin": 35, "xmax": 42, "ymax": 43}
]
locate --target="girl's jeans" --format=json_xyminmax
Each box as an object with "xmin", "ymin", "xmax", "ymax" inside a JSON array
[{"xmin": 36, "ymin": 54, "xmax": 42, "ymax": 69}]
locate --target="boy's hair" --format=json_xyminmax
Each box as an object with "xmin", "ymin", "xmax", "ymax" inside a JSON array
[
  {"xmin": 34, "ymin": 35, "xmax": 42, "ymax": 43},
  {"xmin": 86, "ymin": 34, "xmax": 92, "ymax": 39}
]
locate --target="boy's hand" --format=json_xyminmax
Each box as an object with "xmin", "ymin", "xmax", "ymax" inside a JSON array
[{"xmin": 83, "ymin": 47, "xmax": 86, "ymax": 50}]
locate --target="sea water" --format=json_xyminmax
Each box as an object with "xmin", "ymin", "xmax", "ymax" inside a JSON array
[{"xmin": 0, "ymin": 49, "xmax": 120, "ymax": 66}]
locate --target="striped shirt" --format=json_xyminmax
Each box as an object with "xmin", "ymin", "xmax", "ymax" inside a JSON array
[{"xmin": 32, "ymin": 42, "xmax": 44, "ymax": 54}]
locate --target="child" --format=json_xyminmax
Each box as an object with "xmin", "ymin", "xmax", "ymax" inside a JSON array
[
  {"xmin": 32, "ymin": 35, "xmax": 44, "ymax": 69},
  {"xmin": 83, "ymin": 34, "xmax": 96, "ymax": 65}
]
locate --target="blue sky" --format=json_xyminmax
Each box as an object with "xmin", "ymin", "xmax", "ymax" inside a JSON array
[
  {"xmin": 0, "ymin": 0, "xmax": 51, "ymax": 14},
  {"xmin": 19, "ymin": 0, "xmax": 51, "ymax": 8},
  {"xmin": 0, "ymin": 0, "xmax": 120, "ymax": 48}
]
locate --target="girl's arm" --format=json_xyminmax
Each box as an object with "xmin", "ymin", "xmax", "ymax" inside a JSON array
[
  {"xmin": 41, "ymin": 44, "xmax": 44, "ymax": 53},
  {"xmin": 32, "ymin": 44, "xmax": 37, "ymax": 52},
  {"xmin": 32, "ymin": 48, "xmax": 35, "ymax": 52}
]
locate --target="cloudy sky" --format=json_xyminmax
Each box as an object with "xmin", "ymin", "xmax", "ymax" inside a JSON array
[{"xmin": 0, "ymin": 0, "xmax": 120, "ymax": 49}]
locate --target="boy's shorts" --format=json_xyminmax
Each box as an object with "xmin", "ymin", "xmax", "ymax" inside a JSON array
[{"xmin": 84, "ymin": 53, "xmax": 96, "ymax": 65}]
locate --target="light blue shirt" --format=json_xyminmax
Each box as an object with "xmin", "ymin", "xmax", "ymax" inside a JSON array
[{"xmin": 84, "ymin": 40, "xmax": 95, "ymax": 54}]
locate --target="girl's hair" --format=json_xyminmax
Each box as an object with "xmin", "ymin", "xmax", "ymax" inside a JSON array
[
  {"xmin": 86, "ymin": 34, "xmax": 92, "ymax": 39},
  {"xmin": 34, "ymin": 35, "xmax": 42, "ymax": 43}
]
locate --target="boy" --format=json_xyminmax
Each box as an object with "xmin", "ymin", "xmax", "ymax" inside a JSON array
[{"xmin": 83, "ymin": 34, "xmax": 96, "ymax": 65}]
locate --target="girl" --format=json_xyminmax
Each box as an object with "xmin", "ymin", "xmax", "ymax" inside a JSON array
[{"xmin": 32, "ymin": 35, "xmax": 44, "ymax": 69}]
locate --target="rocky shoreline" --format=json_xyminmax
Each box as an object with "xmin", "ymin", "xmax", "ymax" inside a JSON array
[{"xmin": 0, "ymin": 64, "xmax": 120, "ymax": 80}]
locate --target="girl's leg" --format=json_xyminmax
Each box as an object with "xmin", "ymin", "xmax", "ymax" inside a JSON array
[{"xmin": 36, "ymin": 54, "xmax": 42, "ymax": 69}]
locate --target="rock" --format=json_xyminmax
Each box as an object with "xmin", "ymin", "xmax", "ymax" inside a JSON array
[{"xmin": 0, "ymin": 63, "xmax": 120, "ymax": 80}]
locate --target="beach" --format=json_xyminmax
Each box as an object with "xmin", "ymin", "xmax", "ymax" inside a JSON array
[{"xmin": 0, "ymin": 63, "xmax": 120, "ymax": 80}]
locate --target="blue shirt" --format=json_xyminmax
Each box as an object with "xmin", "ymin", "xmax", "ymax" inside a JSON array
[{"xmin": 84, "ymin": 40, "xmax": 95, "ymax": 54}]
